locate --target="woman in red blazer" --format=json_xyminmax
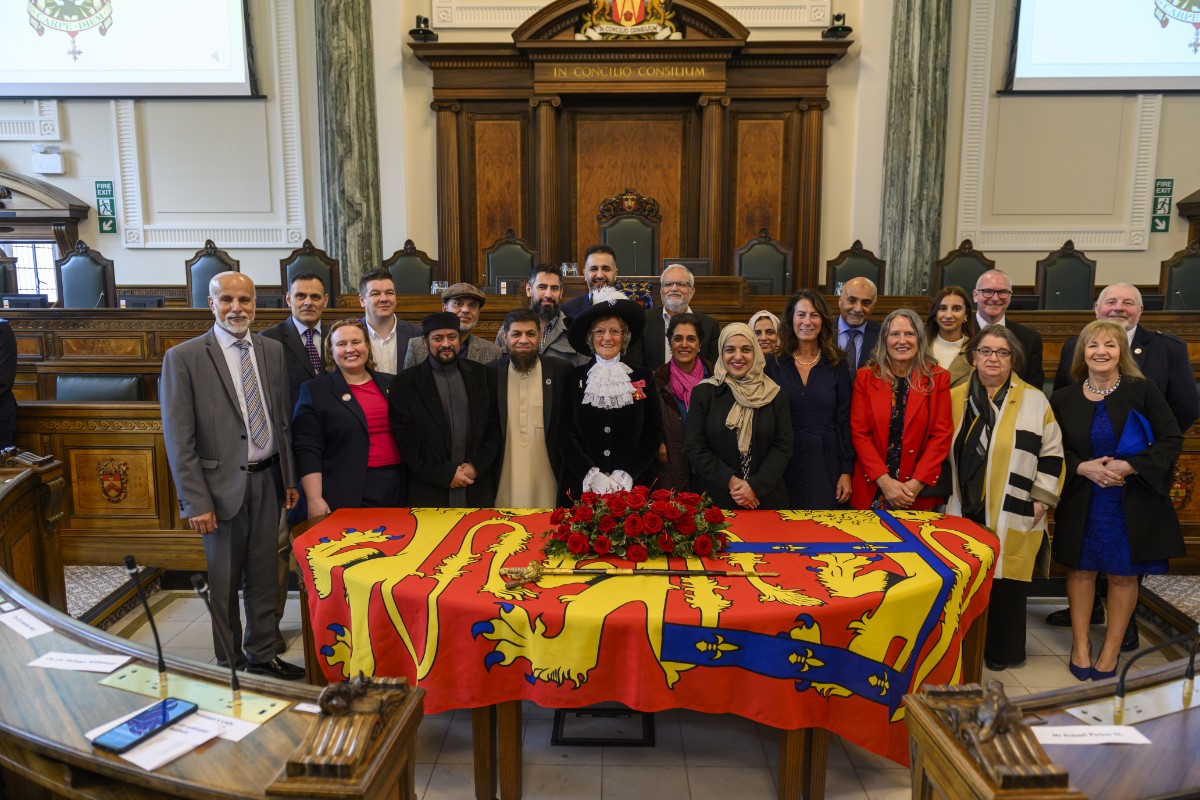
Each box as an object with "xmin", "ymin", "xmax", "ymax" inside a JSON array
[{"xmin": 850, "ymin": 308, "xmax": 953, "ymax": 510}]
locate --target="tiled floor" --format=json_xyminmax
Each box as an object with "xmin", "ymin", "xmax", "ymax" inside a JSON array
[{"xmin": 110, "ymin": 596, "xmax": 1173, "ymax": 800}]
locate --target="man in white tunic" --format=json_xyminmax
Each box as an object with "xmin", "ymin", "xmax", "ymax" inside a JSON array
[{"xmin": 487, "ymin": 308, "xmax": 571, "ymax": 508}]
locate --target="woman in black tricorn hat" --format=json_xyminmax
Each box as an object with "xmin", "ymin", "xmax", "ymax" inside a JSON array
[{"xmin": 557, "ymin": 287, "xmax": 662, "ymax": 503}]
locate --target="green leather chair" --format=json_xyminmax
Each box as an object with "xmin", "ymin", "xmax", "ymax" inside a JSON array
[
  {"xmin": 280, "ymin": 239, "xmax": 340, "ymax": 300},
  {"xmin": 383, "ymin": 240, "xmax": 437, "ymax": 295},
  {"xmin": 825, "ymin": 240, "xmax": 886, "ymax": 295},
  {"xmin": 0, "ymin": 254, "xmax": 16, "ymax": 295},
  {"xmin": 54, "ymin": 240, "xmax": 116, "ymax": 308},
  {"xmin": 184, "ymin": 240, "xmax": 240, "ymax": 308},
  {"xmin": 734, "ymin": 229, "xmax": 792, "ymax": 296},
  {"xmin": 931, "ymin": 238, "xmax": 994, "ymax": 294},
  {"xmin": 482, "ymin": 229, "xmax": 536, "ymax": 292},
  {"xmin": 598, "ymin": 188, "xmax": 661, "ymax": 276},
  {"xmin": 56, "ymin": 374, "xmax": 143, "ymax": 401},
  {"xmin": 1035, "ymin": 240, "xmax": 1096, "ymax": 310},
  {"xmin": 1160, "ymin": 241, "xmax": 1200, "ymax": 311}
]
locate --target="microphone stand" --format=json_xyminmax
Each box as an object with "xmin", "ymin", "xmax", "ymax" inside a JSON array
[
  {"xmin": 191, "ymin": 574, "xmax": 241, "ymax": 708},
  {"xmin": 123, "ymin": 555, "xmax": 167, "ymax": 695},
  {"xmin": 1113, "ymin": 625, "xmax": 1200, "ymax": 722}
]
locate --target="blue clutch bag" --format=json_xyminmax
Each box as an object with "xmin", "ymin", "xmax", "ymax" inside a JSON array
[{"xmin": 1114, "ymin": 409, "xmax": 1155, "ymax": 457}]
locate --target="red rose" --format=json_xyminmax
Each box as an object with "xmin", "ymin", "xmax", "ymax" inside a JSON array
[
  {"xmin": 567, "ymin": 532, "xmax": 589, "ymax": 554},
  {"xmin": 704, "ymin": 506, "xmax": 725, "ymax": 524},
  {"xmin": 550, "ymin": 507, "xmax": 567, "ymax": 524},
  {"xmin": 631, "ymin": 487, "xmax": 650, "ymax": 506},
  {"xmin": 678, "ymin": 492, "xmax": 702, "ymax": 507},
  {"xmin": 609, "ymin": 496, "xmax": 628, "ymax": 516},
  {"xmin": 657, "ymin": 533, "xmax": 674, "ymax": 553},
  {"xmin": 651, "ymin": 488, "xmax": 672, "ymax": 502},
  {"xmin": 573, "ymin": 504, "xmax": 594, "ymax": 523},
  {"xmin": 580, "ymin": 492, "xmax": 597, "ymax": 504},
  {"xmin": 626, "ymin": 543, "xmax": 649, "ymax": 563},
  {"xmin": 662, "ymin": 503, "xmax": 683, "ymax": 522},
  {"xmin": 650, "ymin": 499, "xmax": 672, "ymax": 516},
  {"xmin": 594, "ymin": 535, "xmax": 612, "ymax": 555},
  {"xmin": 598, "ymin": 514, "xmax": 616, "ymax": 534},
  {"xmin": 676, "ymin": 515, "xmax": 696, "ymax": 536},
  {"xmin": 643, "ymin": 512, "xmax": 663, "ymax": 533},
  {"xmin": 556, "ymin": 523, "xmax": 572, "ymax": 540},
  {"xmin": 623, "ymin": 514, "xmax": 644, "ymax": 536},
  {"xmin": 694, "ymin": 534, "xmax": 713, "ymax": 557}
]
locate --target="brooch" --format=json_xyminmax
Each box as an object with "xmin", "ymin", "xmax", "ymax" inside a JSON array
[
  {"xmin": 631, "ymin": 379, "xmax": 646, "ymax": 401},
  {"xmin": 1134, "ymin": 347, "xmax": 1143, "ymax": 355},
  {"xmin": 341, "ymin": 393, "xmax": 351, "ymax": 401}
]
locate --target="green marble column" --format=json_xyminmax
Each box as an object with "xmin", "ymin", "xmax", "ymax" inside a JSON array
[
  {"xmin": 314, "ymin": 0, "xmax": 382, "ymax": 295},
  {"xmin": 879, "ymin": 0, "xmax": 952, "ymax": 295}
]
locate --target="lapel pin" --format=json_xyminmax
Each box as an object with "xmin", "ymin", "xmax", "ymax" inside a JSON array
[
  {"xmin": 341, "ymin": 393, "xmax": 351, "ymax": 402},
  {"xmin": 1134, "ymin": 347, "xmax": 1143, "ymax": 355},
  {"xmin": 545, "ymin": 379, "xmax": 552, "ymax": 385}
]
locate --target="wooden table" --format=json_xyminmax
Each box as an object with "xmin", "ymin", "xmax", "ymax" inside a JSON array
[{"xmin": 294, "ymin": 507, "xmax": 996, "ymax": 799}]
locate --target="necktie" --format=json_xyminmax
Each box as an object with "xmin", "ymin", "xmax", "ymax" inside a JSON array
[
  {"xmin": 303, "ymin": 328, "xmax": 321, "ymax": 375},
  {"xmin": 847, "ymin": 329, "xmax": 861, "ymax": 371},
  {"xmin": 235, "ymin": 340, "xmax": 269, "ymax": 449}
]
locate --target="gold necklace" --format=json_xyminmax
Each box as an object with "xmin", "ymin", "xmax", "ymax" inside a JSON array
[{"xmin": 793, "ymin": 352, "xmax": 820, "ymax": 367}]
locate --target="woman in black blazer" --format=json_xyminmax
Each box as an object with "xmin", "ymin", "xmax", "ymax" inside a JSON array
[
  {"xmin": 1049, "ymin": 320, "xmax": 1183, "ymax": 682},
  {"xmin": 685, "ymin": 323, "xmax": 793, "ymax": 510},
  {"xmin": 292, "ymin": 319, "xmax": 402, "ymax": 515}
]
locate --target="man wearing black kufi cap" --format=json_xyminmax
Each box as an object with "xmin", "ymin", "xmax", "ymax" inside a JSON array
[{"xmin": 389, "ymin": 311, "xmax": 501, "ymax": 507}]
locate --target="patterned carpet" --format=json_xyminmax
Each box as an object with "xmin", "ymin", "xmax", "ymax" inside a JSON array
[
  {"xmin": 64, "ymin": 565, "xmax": 160, "ymax": 628},
  {"xmin": 1143, "ymin": 575, "xmax": 1200, "ymax": 627}
]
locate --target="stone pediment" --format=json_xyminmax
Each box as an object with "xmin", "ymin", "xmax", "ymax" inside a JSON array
[{"xmin": 513, "ymin": 0, "xmax": 750, "ymax": 45}]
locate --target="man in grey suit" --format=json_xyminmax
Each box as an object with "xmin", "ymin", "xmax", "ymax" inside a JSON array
[{"xmin": 161, "ymin": 272, "xmax": 305, "ymax": 680}]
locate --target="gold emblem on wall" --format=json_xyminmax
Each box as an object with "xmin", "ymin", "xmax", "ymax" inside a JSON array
[
  {"xmin": 1170, "ymin": 465, "xmax": 1193, "ymax": 512},
  {"xmin": 577, "ymin": 0, "xmax": 682, "ymax": 40},
  {"xmin": 96, "ymin": 457, "xmax": 129, "ymax": 504}
]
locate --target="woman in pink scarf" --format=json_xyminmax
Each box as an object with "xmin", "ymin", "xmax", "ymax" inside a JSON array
[{"xmin": 652, "ymin": 313, "xmax": 712, "ymax": 491}]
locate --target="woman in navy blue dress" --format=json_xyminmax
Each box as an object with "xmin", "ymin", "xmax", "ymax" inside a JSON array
[
  {"xmin": 765, "ymin": 290, "xmax": 854, "ymax": 509},
  {"xmin": 1050, "ymin": 320, "xmax": 1184, "ymax": 682}
]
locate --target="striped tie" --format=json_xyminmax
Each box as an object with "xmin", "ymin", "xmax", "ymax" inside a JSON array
[{"xmin": 235, "ymin": 340, "xmax": 269, "ymax": 449}]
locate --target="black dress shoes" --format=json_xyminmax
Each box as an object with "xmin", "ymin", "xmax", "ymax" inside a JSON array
[
  {"xmin": 1045, "ymin": 600, "xmax": 1104, "ymax": 627},
  {"xmin": 1121, "ymin": 618, "xmax": 1140, "ymax": 652},
  {"xmin": 244, "ymin": 657, "xmax": 306, "ymax": 681}
]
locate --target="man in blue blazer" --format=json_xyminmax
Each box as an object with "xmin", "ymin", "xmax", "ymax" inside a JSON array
[
  {"xmin": 561, "ymin": 244, "xmax": 619, "ymax": 324},
  {"xmin": 836, "ymin": 276, "xmax": 881, "ymax": 373}
]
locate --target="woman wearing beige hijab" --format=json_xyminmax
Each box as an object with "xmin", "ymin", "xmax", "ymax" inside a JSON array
[{"xmin": 684, "ymin": 323, "xmax": 793, "ymax": 509}]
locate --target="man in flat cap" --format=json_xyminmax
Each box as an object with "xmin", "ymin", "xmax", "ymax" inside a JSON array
[
  {"xmin": 403, "ymin": 282, "xmax": 501, "ymax": 369},
  {"xmin": 390, "ymin": 312, "xmax": 501, "ymax": 507}
]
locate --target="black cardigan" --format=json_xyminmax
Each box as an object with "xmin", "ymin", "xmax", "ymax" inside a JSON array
[
  {"xmin": 1049, "ymin": 378, "xmax": 1184, "ymax": 566},
  {"xmin": 684, "ymin": 382, "xmax": 793, "ymax": 510}
]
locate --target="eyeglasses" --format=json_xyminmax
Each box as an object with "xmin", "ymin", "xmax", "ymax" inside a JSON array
[
  {"xmin": 976, "ymin": 288, "xmax": 1012, "ymax": 300},
  {"xmin": 974, "ymin": 347, "xmax": 1012, "ymax": 359},
  {"xmin": 661, "ymin": 281, "xmax": 693, "ymax": 289},
  {"xmin": 591, "ymin": 328, "xmax": 624, "ymax": 340}
]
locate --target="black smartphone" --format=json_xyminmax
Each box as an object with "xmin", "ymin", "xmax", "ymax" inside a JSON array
[{"xmin": 93, "ymin": 698, "xmax": 199, "ymax": 754}]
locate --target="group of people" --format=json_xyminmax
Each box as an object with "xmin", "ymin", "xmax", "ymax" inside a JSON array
[{"xmin": 161, "ymin": 244, "xmax": 1197, "ymax": 685}]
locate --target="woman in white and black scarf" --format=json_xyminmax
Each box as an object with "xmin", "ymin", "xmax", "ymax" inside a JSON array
[{"xmin": 947, "ymin": 324, "xmax": 1065, "ymax": 672}]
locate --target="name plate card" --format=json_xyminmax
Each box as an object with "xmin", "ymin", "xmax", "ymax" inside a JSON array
[{"xmin": 534, "ymin": 61, "xmax": 725, "ymax": 92}]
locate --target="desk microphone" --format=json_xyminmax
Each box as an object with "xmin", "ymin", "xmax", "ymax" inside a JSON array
[
  {"xmin": 1175, "ymin": 290, "xmax": 1188, "ymax": 310},
  {"xmin": 1113, "ymin": 624, "xmax": 1199, "ymax": 720},
  {"xmin": 190, "ymin": 574, "xmax": 241, "ymax": 703},
  {"xmin": 123, "ymin": 555, "xmax": 167, "ymax": 692},
  {"xmin": 95, "ymin": 291, "xmax": 105, "ymax": 308}
]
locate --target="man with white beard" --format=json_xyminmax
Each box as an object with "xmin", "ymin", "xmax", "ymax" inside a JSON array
[{"xmin": 627, "ymin": 263, "xmax": 719, "ymax": 369}]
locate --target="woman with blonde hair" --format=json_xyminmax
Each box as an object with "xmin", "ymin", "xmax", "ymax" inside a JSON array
[
  {"xmin": 849, "ymin": 308, "xmax": 953, "ymax": 510},
  {"xmin": 685, "ymin": 323, "xmax": 793, "ymax": 510},
  {"xmin": 1050, "ymin": 319, "xmax": 1183, "ymax": 681}
]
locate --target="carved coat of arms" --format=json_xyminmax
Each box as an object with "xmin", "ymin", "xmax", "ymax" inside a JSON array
[
  {"xmin": 577, "ymin": 0, "xmax": 682, "ymax": 40},
  {"xmin": 96, "ymin": 457, "xmax": 128, "ymax": 504},
  {"xmin": 1170, "ymin": 465, "xmax": 1193, "ymax": 511},
  {"xmin": 28, "ymin": 0, "xmax": 113, "ymax": 61}
]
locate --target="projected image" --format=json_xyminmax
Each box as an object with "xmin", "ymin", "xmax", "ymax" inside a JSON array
[
  {"xmin": 1010, "ymin": 0, "xmax": 1200, "ymax": 91},
  {"xmin": 0, "ymin": 0, "xmax": 254, "ymax": 98}
]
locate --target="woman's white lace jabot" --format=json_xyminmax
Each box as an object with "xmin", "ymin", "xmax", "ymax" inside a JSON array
[{"xmin": 583, "ymin": 355, "xmax": 634, "ymax": 410}]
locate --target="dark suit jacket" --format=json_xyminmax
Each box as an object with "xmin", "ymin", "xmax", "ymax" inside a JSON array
[
  {"xmin": 1055, "ymin": 326, "xmax": 1198, "ymax": 434},
  {"xmin": 561, "ymin": 293, "xmax": 591, "ymax": 325},
  {"xmin": 626, "ymin": 309, "xmax": 720, "ymax": 370},
  {"xmin": 292, "ymin": 369, "xmax": 395, "ymax": 511},
  {"xmin": 0, "ymin": 320, "xmax": 15, "ymax": 448},
  {"xmin": 486, "ymin": 355, "xmax": 570, "ymax": 479},
  {"xmin": 558, "ymin": 360, "xmax": 661, "ymax": 502},
  {"xmin": 842, "ymin": 320, "xmax": 881, "ymax": 371},
  {"xmin": 361, "ymin": 316, "xmax": 422, "ymax": 373},
  {"xmin": 1005, "ymin": 319, "xmax": 1044, "ymax": 390},
  {"xmin": 260, "ymin": 317, "xmax": 328, "ymax": 410},
  {"xmin": 684, "ymin": 382, "xmax": 793, "ymax": 510},
  {"xmin": 389, "ymin": 358, "xmax": 500, "ymax": 507},
  {"xmin": 849, "ymin": 366, "xmax": 953, "ymax": 510},
  {"xmin": 1049, "ymin": 379, "xmax": 1184, "ymax": 566}
]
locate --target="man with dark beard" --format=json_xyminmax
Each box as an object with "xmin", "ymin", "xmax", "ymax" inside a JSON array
[
  {"xmin": 497, "ymin": 264, "xmax": 587, "ymax": 366},
  {"xmin": 390, "ymin": 312, "xmax": 500, "ymax": 507},
  {"xmin": 402, "ymin": 282, "xmax": 501, "ymax": 369},
  {"xmin": 488, "ymin": 308, "xmax": 570, "ymax": 507}
]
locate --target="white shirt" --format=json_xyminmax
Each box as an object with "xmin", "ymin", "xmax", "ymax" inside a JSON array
[
  {"xmin": 976, "ymin": 312, "xmax": 1006, "ymax": 330},
  {"xmin": 1126, "ymin": 324, "xmax": 1137, "ymax": 345},
  {"xmin": 212, "ymin": 325, "xmax": 276, "ymax": 461},
  {"xmin": 366, "ymin": 316, "xmax": 398, "ymax": 374},
  {"xmin": 931, "ymin": 334, "xmax": 964, "ymax": 370},
  {"xmin": 289, "ymin": 316, "xmax": 322, "ymax": 339}
]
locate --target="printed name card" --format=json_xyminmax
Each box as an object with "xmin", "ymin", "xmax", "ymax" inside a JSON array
[
  {"xmin": 0, "ymin": 609, "xmax": 52, "ymax": 639},
  {"xmin": 1033, "ymin": 725, "xmax": 1151, "ymax": 745}
]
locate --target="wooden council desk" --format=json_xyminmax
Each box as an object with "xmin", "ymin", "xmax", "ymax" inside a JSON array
[{"xmin": 293, "ymin": 507, "xmax": 997, "ymax": 800}]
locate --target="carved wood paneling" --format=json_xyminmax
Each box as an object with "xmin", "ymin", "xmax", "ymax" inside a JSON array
[
  {"xmin": 571, "ymin": 114, "xmax": 687, "ymax": 266},
  {"xmin": 795, "ymin": 102, "xmax": 827, "ymax": 289},
  {"xmin": 435, "ymin": 102, "xmax": 463, "ymax": 282},
  {"xmin": 58, "ymin": 336, "xmax": 145, "ymax": 359},
  {"xmin": 471, "ymin": 118, "xmax": 526, "ymax": 274},
  {"xmin": 733, "ymin": 117, "xmax": 787, "ymax": 252},
  {"xmin": 68, "ymin": 448, "xmax": 157, "ymax": 517}
]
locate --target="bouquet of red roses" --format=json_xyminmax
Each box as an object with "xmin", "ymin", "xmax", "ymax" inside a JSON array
[{"xmin": 543, "ymin": 486, "xmax": 730, "ymax": 562}]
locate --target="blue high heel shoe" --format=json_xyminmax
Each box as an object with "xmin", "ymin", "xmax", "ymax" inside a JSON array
[
  {"xmin": 1068, "ymin": 645, "xmax": 1092, "ymax": 681},
  {"xmin": 1091, "ymin": 663, "xmax": 1117, "ymax": 681}
]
